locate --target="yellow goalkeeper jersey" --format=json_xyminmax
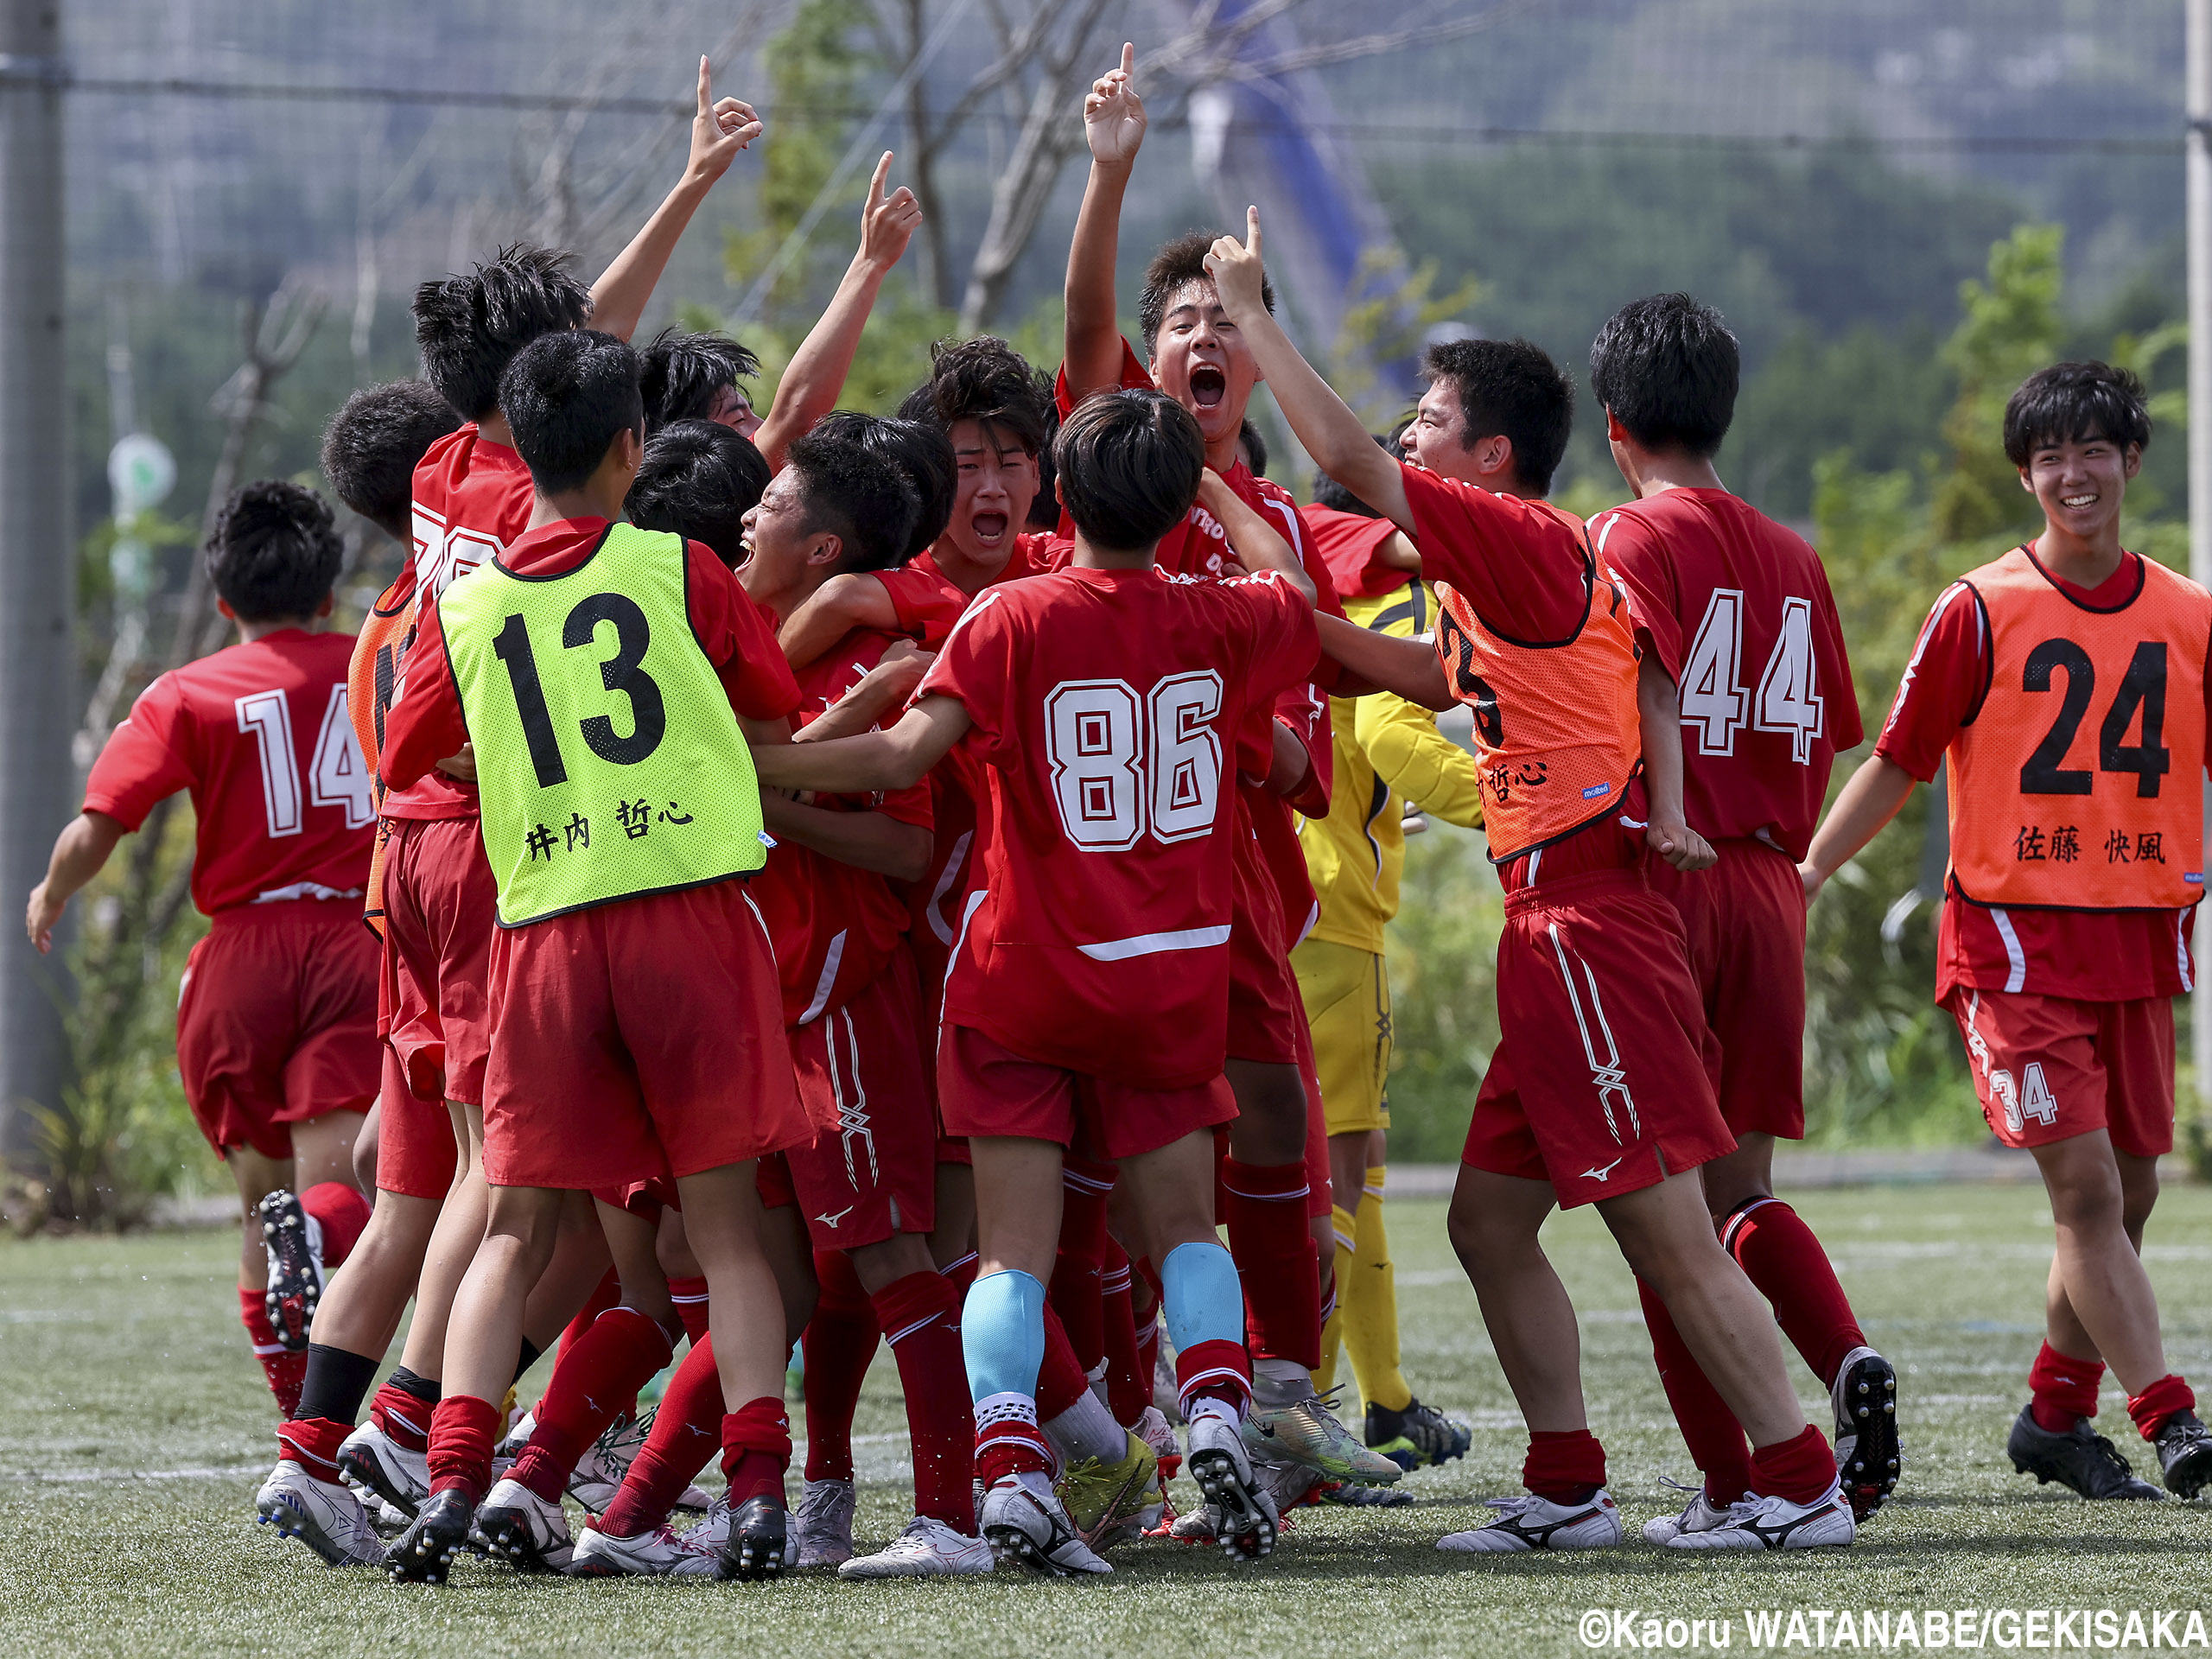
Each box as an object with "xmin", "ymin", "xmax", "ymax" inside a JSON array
[{"xmin": 1299, "ymin": 581, "xmax": 1484, "ymax": 954}]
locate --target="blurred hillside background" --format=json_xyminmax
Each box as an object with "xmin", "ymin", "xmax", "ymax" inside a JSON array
[{"xmin": 40, "ymin": 0, "xmax": 2196, "ymax": 1215}]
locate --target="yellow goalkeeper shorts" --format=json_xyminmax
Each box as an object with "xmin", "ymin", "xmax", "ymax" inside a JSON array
[{"xmin": 1293, "ymin": 937, "xmax": 1391, "ymax": 1137}]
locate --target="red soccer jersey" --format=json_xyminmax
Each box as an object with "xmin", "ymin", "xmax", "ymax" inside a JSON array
[
  {"xmin": 874, "ymin": 535, "xmax": 1050, "ymax": 650},
  {"xmin": 380, "ymin": 518, "xmax": 801, "ymax": 795},
  {"xmin": 1595, "ymin": 488, "xmax": 1862, "ymax": 861},
  {"xmin": 381, "ymin": 424, "xmax": 536, "ymax": 820},
  {"xmin": 751, "ymin": 628, "xmax": 935, "ymax": 1025},
  {"xmin": 1301, "ymin": 503, "xmax": 1410, "ymax": 602},
  {"xmin": 918, "ymin": 564, "xmax": 1317, "ymax": 1086},
  {"xmin": 1877, "ymin": 554, "xmax": 2209, "ymax": 1003},
  {"xmin": 85, "ymin": 629, "xmax": 375, "ymax": 916}
]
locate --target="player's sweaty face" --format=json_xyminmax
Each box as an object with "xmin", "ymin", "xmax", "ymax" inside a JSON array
[
  {"xmin": 947, "ymin": 417, "xmax": 1038, "ymax": 567},
  {"xmin": 735, "ymin": 467, "xmax": 817, "ymax": 611},
  {"xmin": 1404, "ymin": 380, "xmax": 1472, "ymax": 481},
  {"xmin": 2022, "ymin": 433, "xmax": 2137, "ymax": 542},
  {"xmin": 1152, "ymin": 279, "xmax": 1260, "ymax": 447},
  {"xmin": 709, "ymin": 383, "xmax": 761, "ymax": 442}
]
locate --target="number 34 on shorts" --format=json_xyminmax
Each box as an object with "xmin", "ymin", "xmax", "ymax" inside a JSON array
[{"xmin": 1947, "ymin": 984, "xmax": 2177, "ymax": 1156}]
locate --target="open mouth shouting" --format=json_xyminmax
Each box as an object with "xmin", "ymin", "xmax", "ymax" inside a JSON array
[
  {"xmin": 1188, "ymin": 364, "xmax": 1227, "ymax": 410},
  {"xmin": 969, "ymin": 510, "xmax": 1010, "ymax": 549}
]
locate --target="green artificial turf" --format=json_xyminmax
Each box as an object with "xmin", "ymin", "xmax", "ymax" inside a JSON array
[{"xmin": 3, "ymin": 1183, "xmax": 2209, "ymax": 1656}]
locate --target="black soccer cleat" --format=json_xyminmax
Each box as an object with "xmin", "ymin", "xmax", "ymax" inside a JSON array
[
  {"xmin": 1830, "ymin": 1347, "xmax": 1902, "ymax": 1522},
  {"xmin": 2005, "ymin": 1404, "xmax": 2164, "ymax": 1501},
  {"xmin": 2154, "ymin": 1408, "xmax": 2212, "ymax": 1499},
  {"xmin": 719, "ymin": 1496, "xmax": 788, "ymax": 1581},
  {"xmin": 1365, "ymin": 1396, "xmax": 1472, "ymax": 1471},
  {"xmin": 256, "ymin": 1189, "xmax": 324, "ymax": 1352},
  {"xmin": 385, "ymin": 1488, "xmax": 475, "ymax": 1584}
]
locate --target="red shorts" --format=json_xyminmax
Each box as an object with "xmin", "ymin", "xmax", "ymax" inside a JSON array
[
  {"xmin": 1462, "ymin": 870, "xmax": 1733, "ymax": 1209},
  {"xmin": 373, "ymin": 1046, "xmax": 459, "ymax": 1199},
  {"xmin": 1227, "ymin": 842, "xmax": 1304, "ymax": 1065},
  {"xmin": 176, "ymin": 899, "xmax": 380, "ymax": 1160},
  {"xmin": 1948, "ymin": 986, "xmax": 2176, "ymax": 1158},
  {"xmin": 786, "ymin": 954, "xmax": 938, "ymax": 1249},
  {"xmin": 1648, "ymin": 837, "xmax": 1808, "ymax": 1141},
  {"xmin": 379, "ymin": 816, "xmax": 496, "ymax": 1107},
  {"xmin": 481, "ymin": 880, "xmax": 816, "ymax": 1191},
  {"xmin": 939, "ymin": 1022, "xmax": 1237, "ymax": 1161}
]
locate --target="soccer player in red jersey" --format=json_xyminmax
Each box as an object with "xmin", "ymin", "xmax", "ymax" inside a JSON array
[
  {"xmin": 378, "ymin": 330, "xmax": 817, "ymax": 1583},
  {"xmin": 28, "ymin": 482, "xmax": 378, "ymax": 1442},
  {"xmin": 753, "ymin": 390, "xmax": 1320, "ymax": 1571},
  {"xmin": 1577, "ymin": 295, "xmax": 1899, "ymax": 1538},
  {"xmin": 1215, "ymin": 209, "xmax": 1858, "ymax": 1554},
  {"xmin": 1804, "ymin": 360, "xmax": 2212, "ymax": 1503},
  {"xmin": 1058, "ymin": 48, "xmax": 1394, "ymax": 1493}
]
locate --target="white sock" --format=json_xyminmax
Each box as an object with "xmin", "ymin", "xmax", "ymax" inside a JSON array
[
  {"xmin": 1044, "ymin": 1388, "xmax": 1126, "ymax": 1465},
  {"xmin": 1252, "ymin": 1357, "xmax": 1313, "ymax": 1403}
]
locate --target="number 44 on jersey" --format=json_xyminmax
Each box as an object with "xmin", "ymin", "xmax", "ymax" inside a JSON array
[{"xmin": 1678, "ymin": 588, "xmax": 1827, "ymax": 765}]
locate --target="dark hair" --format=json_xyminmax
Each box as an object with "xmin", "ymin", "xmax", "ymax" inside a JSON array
[
  {"xmin": 498, "ymin": 329, "xmax": 644, "ymax": 496},
  {"xmin": 783, "ymin": 430, "xmax": 916, "ymax": 575},
  {"xmin": 1313, "ymin": 432, "xmax": 1405, "ymax": 518},
  {"xmin": 810, "ymin": 411, "xmax": 948, "ymax": 561},
  {"xmin": 1138, "ymin": 231, "xmax": 1274, "ymax": 358},
  {"xmin": 319, "ymin": 379, "xmax": 461, "ymax": 541},
  {"xmin": 2003, "ymin": 361, "xmax": 2153, "ymax": 468},
  {"xmin": 1027, "ymin": 403, "xmax": 1062, "ymax": 531},
  {"xmin": 1055, "ymin": 390, "xmax": 1205, "ymax": 553},
  {"xmin": 207, "ymin": 480, "xmax": 344, "ymax": 622},
  {"xmin": 626, "ymin": 420, "xmax": 772, "ymax": 569},
  {"xmin": 897, "ymin": 335, "xmax": 1054, "ymax": 459},
  {"xmin": 1421, "ymin": 337, "xmax": 1576, "ymax": 495},
  {"xmin": 412, "ymin": 244, "xmax": 593, "ymax": 420},
  {"xmin": 1238, "ymin": 418, "xmax": 1268, "ymax": 478},
  {"xmin": 1588, "ymin": 293, "xmax": 1738, "ymax": 459},
  {"xmin": 639, "ymin": 328, "xmax": 762, "ymax": 435}
]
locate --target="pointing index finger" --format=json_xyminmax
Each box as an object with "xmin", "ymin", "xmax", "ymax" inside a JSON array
[
  {"xmin": 1246, "ymin": 204, "xmax": 1262, "ymax": 257},
  {"xmin": 1120, "ymin": 41, "xmax": 1135, "ymax": 81},
  {"xmin": 697, "ymin": 55, "xmax": 711, "ymax": 118}
]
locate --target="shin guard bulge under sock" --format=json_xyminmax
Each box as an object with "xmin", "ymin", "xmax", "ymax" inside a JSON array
[
  {"xmin": 666, "ymin": 1274, "xmax": 711, "ymax": 1346},
  {"xmin": 598, "ymin": 1336, "xmax": 724, "ymax": 1538},
  {"xmin": 1637, "ymin": 1276, "xmax": 1752, "ymax": 1504},
  {"xmin": 1221, "ymin": 1158, "xmax": 1322, "ymax": 1370},
  {"xmin": 875, "ymin": 1268, "xmax": 976, "ymax": 1529},
  {"xmin": 1048, "ymin": 1160, "xmax": 1114, "ymax": 1376},
  {"xmin": 1100, "ymin": 1244, "xmax": 1148, "ymax": 1427},
  {"xmin": 560, "ymin": 1265, "xmax": 622, "ymax": 1361},
  {"xmin": 1722, "ymin": 1197, "xmax": 1866, "ymax": 1386},
  {"xmin": 512, "ymin": 1306, "xmax": 676, "ymax": 1503},
  {"xmin": 803, "ymin": 1251, "xmax": 880, "ymax": 1484}
]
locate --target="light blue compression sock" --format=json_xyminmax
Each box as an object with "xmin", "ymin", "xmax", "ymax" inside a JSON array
[
  {"xmin": 1160, "ymin": 1239, "xmax": 1244, "ymax": 1352},
  {"xmin": 962, "ymin": 1268, "xmax": 1047, "ymax": 1403}
]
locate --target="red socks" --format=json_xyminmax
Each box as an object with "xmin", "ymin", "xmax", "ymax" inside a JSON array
[
  {"xmin": 2127, "ymin": 1374, "xmax": 2196, "ymax": 1440},
  {"xmin": 1637, "ymin": 1276, "xmax": 1751, "ymax": 1505},
  {"xmin": 875, "ymin": 1268, "xmax": 976, "ymax": 1531},
  {"xmin": 975, "ymin": 1395, "xmax": 1054, "ymax": 1485},
  {"xmin": 369, "ymin": 1374, "xmax": 438, "ymax": 1452},
  {"xmin": 2030, "ymin": 1341, "xmax": 2105, "ymax": 1433},
  {"xmin": 1037, "ymin": 1300, "xmax": 1090, "ymax": 1421},
  {"xmin": 1721, "ymin": 1198, "xmax": 1866, "ymax": 1385},
  {"xmin": 802, "ymin": 1250, "xmax": 880, "ymax": 1484},
  {"xmin": 667, "ymin": 1274, "xmax": 711, "ymax": 1346},
  {"xmin": 1100, "ymin": 1244, "xmax": 1147, "ymax": 1427},
  {"xmin": 276, "ymin": 1416, "xmax": 351, "ymax": 1482},
  {"xmin": 599, "ymin": 1336, "xmax": 724, "ymax": 1539},
  {"xmin": 1132, "ymin": 1255, "xmax": 1162, "ymax": 1404},
  {"xmin": 1522, "ymin": 1429, "xmax": 1606, "ymax": 1504},
  {"xmin": 426, "ymin": 1394, "xmax": 504, "ymax": 1503},
  {"xmin": 1049, "ymin": 1160, "xmax": 1114, "ymax": 1381},
  {"xmin": 721, "ymin": 1396, "xmax": 792, "ymax": 1508},
  {"xmin": 1173, "ymin": 1337, "xmax": 1251, "ymax": 1419},
  {"xmin": 1751, "ymin": 1423, "xmax": 1835, "ymax": 1505},
  {"xmin": 239, "ymin": 1287, "xmax": 305, "ymax": 1416},
  {"xmin": 298, "ymin": 1181, "xmax": 371, "ymax": 1270},
  {"xmin": 561, "ymin": 1265, "xmax": 623, "ymax": 1360},
  {"xmin": 511, "ymin": 1306, "xmax": 675, "ymax": 1504},
  {"xmin": 1222, "ymin": 1158, "xmax": 1321, "ymax": 1370}
]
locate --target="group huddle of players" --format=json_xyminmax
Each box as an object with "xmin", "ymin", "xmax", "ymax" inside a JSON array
[{"xmin": 32, "ymin": 44, "xmax": 2212, "ymax": 1585}]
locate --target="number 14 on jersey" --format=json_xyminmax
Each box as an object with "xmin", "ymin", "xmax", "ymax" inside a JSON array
[{"xmin": 1678, "ymin": 588, "xmax": 1826, "ymax": 765}]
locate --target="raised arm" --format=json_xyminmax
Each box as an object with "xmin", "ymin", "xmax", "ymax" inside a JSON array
[
  {"xmin": 1064, "ymin": 43, "xmax": 1146, "ymax": 404},
  {"xmin": 1196, "ymin": 472, "xmax": 1313, "ymax": 605},
  {"xmin": 25, "ymin": 810, "xmax": 126, "ymax": 953},
  {"xmin": 1206, "ymin": 210, "xmax": 1410, "ymax": 532},
  {"xmin": 1315, "ymin": 612, "xmax": 1451, "ymax": 710},
  {"xmin": 753, "ymin": 694, "xmax": 969, "ymax": 794},
  {"xmin": 775, "ymin": 571, "xmax": 904, "ymax": 667},
  {"xmin": 1800, "ymin": 753, "xmax": 1918, "ymax": 902},
  {"xmin": 1637, "ymin": 653, "xmax": 1714, "ymax": 872},
  {"xmin": 751, "ymin": 154, "xmax": 923, "ymax": 472},
  {"xmin": 589, "ymin": 57, "xmax": 762, "ymax": 343}
]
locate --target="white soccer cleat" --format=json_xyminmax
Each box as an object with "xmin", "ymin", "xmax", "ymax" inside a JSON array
[
  {"xmin": 1642, "ymin": 1488, "xmax": 1735, "ymax": 1546},
  {"xmin": 474, "ymin": 1477, "xmax": 576, "ymax": 1573},
  {"xmin": 494, "ymin": 1412, "xmax": 537, "ymax": 1462},
  {"xmin": 792, "ymin": 1477, "xmax": 855, "ymax": 1567},
  {"xmin": 569, "ymin": 1500, "xmax": 732, "ymax": 1578},
  {"xmin": 565, "ymin": 1414, "xmax": 645, "ymax": 1511},
  {"xmin": 1244, "ymin": 1382, "xmax": 1402, "ymax": 1485},
  {"xmin": 337, "ymin": 1421, "xmax": 429, "ymax": 1521},
  {"xmin": 1438, "ymin": 1490, "xmax": 1624, "ymax": 1553},
  {"xmin": 980, "ymin": 1473, "xmax": 1112, "ymax": 1576},
  {"xmin": 838, "ymin": 1514, "xmax": 997, "ymax": 1578},
  {"xmin": 257, "ymin": 1459, "xmax": 384, "ymax": 1567},
  {"xmin": 1186, "ymin": 1412, "xmax": 1280, "ymax": 1560},
  {"xmin": 1666, "ymin": 1482, "xmax": 1855, "ymax": 1550}
]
